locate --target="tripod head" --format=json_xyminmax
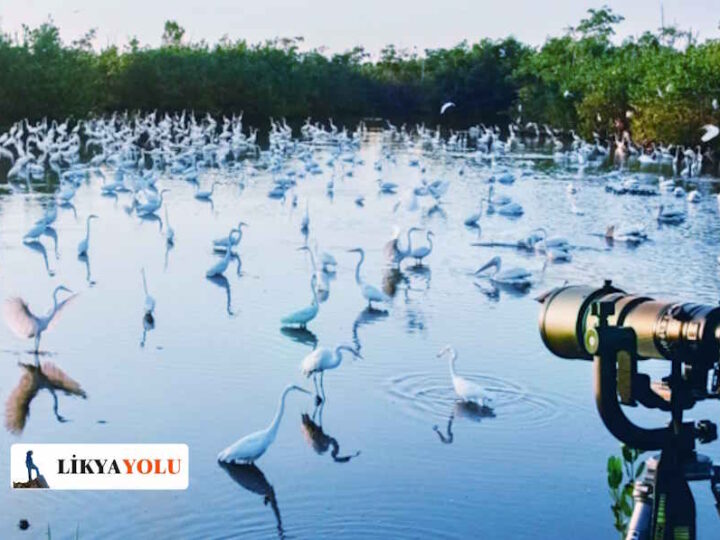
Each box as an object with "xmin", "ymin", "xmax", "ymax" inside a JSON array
[{"xmin": 537, "ymin": 280, "xmax": 720, "ymax": 539}]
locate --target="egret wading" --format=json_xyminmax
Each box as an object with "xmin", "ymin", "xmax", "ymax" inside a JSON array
[
  {"xmin": 301, "ymin": 345, "xmax": 362, "ymax": 403},
  {"xmin": 77, "ymin": 214, "xmax": 99, "ymax": 256},
  {"xmin": 437, "ymin": 345, "xmax": 493, "ymax": 407},
  {"xmin": 217, "ymin": 384, "xmax": 311, "ymax": 464},
  {"xmin": 348, "ymin": 248, "xmax": 391, "ymax": 309},
  {"xmin": 281, "ymin": 274, "xmax": 319, "ymax": 328},
  {"xmin": 206, "ymin": 229, "xmax": 240, "ymax": 277}
]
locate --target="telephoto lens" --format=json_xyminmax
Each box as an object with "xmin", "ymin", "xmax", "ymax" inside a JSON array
[{"xmin": 537, "ymin": 281, "xmax": 720, "ymax": 368}]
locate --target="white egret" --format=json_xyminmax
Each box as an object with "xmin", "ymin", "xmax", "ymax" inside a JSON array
[
  {"xmin": 136, "ymin": 189, "xmax": 169, "ymax": 216},
  {"xmin": 440, "ymin": 102, "xmax": 456, "ymax": 115},
  {"xmin": 475, "ymin": 255, "xmax": 532, "ymax": 290},
  {"xmin": 384, "ymin": 226, "xmax": 418, "ymax": 267},
  {"xmin": 281, "ymin": 274, "xmax": 319, "ymax": 328},
  {"xmin": 3, "ymin": 285, "xmax": 76, "ymax": 352},
  {"xmin": 605, "ymin": 225, "xmax": 647, "ymax": 244},
  {"xmin": 217, "ymin": 384, "xmax": 311, "ymax": 464},
  {"xmin": 300, "ymin": 344, "xmax": 362, "ymax": 401},
  {"xmin": 141, "ymin": 268, "xmax": 155, "ymax": 314},
  {"xmin": 409, "ymin": 230, "xmax": 434, "ymax": 265},
  {"xmin": 213, "ymin": 222, "xmax": 248, "ymax": 252},
  {"xmin": 195, "ymin": 181, "xmax": 218, "ymax": 200},
  {"xmin": 437, "ymin": 346, "xmax": 493, "ymax": 407},
  {"xmin": 77, "ymin": 214, "xmax": 99, "ymax": 256},
  {"xmin": 348, "ymin": 248, "xmax": 391, "ymax": 309},
  {"xmin": 206, "ymin": 229, "xmax": 239, "ymax": 278},
  {"xmin": 701, "ymin": 124, "xmax": 719, "ymax": 143}
]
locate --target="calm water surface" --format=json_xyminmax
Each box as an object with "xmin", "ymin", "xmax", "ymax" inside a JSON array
[{"xmin": 1, "ymin": 134, "xmax": 720, "ymax": 539}]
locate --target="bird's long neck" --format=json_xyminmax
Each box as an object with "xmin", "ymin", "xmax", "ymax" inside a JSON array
[
  {"xmin": 332, "ymin": 347, "xmax": 346, "ymax": 369},
  {"xmin": 447, "ymin": 352, "xmax": 457, "ymax": 378},
  {"xmin": 85, "ymin": 218, "xmax": 92, "ymax": 240},
  {"xmin": 267, "ymin": 388, "xmax": 291, "ymax": 439},
  {"xmin": 142, "ymin": 271, "xmax": 149, "ymax": 296},
  {"xmin": 426, "ymin": 232, "xmax": 433, "ymax": 251},
  {"xmin": 405, "ymin": 229, "xmax": 414, "ymax": 254},
  {"xmin": 307, "ymin": 249, "xmax": 317, "ymax": 272},
  {"xmin": 354, "ymin": 251, "xmax": 364, "ymax": 285},
  {"xmin": 310, "ymin": 278, "xmax": 318, "ymax": 306}
]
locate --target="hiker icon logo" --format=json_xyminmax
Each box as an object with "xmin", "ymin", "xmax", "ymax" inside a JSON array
[{"xmin": 11, "ymin": 444, "xmax": 189, "ymax": 490}]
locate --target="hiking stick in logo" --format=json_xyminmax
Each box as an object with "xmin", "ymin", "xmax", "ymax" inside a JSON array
[{"xmin": 14, "ymin": 450, "xmax": 49, "ymax": 489}]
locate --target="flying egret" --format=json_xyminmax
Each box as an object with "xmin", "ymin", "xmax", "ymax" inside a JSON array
[
  {"xmin": 475, "ymin": 255, "xmax": 532, "ymax": 290},
  {"xmin": 281, "ymin": 274, "xmax": 319, "ymax": 328},
  {"xmin": 409, "ymin": 230, "xmax": 434, "ymax": 265},
  {"xmin": 3, "ymin": 285, "xmax": 76, "ymax": 352},
  {"xmin": 301, "ymin": 344, "xmax": 362, "ymax": 402},
  {"xmin": 348, "ymin": 248, "xmax": 391, "ymax": 309},
  {"xmin": 217, "ymin": 384, "xmax": 311, "ymax": 464},
  {"xmin": 440, "ymin": 102, "xmax": 456, "ymax": 115},
  {"xmin": 141, "ymin": 268, "xmax": 155, "ymax": 315},
  {"xmin": 701, "ymin": 124, "xmax": 719, "ymax": 143},
  {"xmin": 77, "ymin": 214, "xmax": 98, "ymax": 257},
  {"xmin": 206, "ymin": 229, "xmax": 239, "ymax": 277},
  {"xmin": 438, "ymin": 346, "xmax": 493, "ymax": 407}
]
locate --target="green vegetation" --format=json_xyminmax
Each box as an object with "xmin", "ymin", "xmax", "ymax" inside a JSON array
[{"xmin": 0, "ymin": 7, "xmax": 718, "ymax": 146}]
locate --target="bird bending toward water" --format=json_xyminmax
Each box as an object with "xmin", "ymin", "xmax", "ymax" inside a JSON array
[
  {"xmin": 3, "ymin": 286, "xmax": 76, "ymax": 352},
  {"xmin": 217, "ymin": 384, "xmax": 311, "ymax": 464}
]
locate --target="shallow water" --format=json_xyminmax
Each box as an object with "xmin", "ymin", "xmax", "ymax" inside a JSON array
[{"xmin": 1, "ymin": 134, "xmax": 720, "ymax": 539}]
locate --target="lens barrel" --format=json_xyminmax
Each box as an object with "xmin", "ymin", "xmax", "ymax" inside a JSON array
[{"xmin": 538, "ymin": 282, "xmax": 720, "ymax": 365}]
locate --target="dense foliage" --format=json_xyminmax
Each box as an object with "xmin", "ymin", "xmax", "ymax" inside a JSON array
[{"xmin": 0, "ymin": 8, "xmax": 718, "ymax": 145}]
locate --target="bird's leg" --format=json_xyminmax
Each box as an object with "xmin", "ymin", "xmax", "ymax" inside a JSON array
[
  {"xmin": 319, "ymin": 371, "xmax": 326, "ymax": 404},
  {"xmin": 312, "ymin": 374, "xmax": 322, "ymax": 404},
  {"xmin": 49, "ymin": 388, "xmax": 67, "ymax": 423},
  {"xmin": 33, "ymin": 335, "xmax": 40, "ymax": 354}
]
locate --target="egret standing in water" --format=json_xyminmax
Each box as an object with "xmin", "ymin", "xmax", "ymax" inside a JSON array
[
  {"xmin": 281, "ymin": 275, "xmax": 319, "ymax": 328},
  {"xmin": 409, "ymin": 229, "xmax": 434, "ymax": 265},
  {"xmin": 437, "ymin": 345, "xmax": 493, "ymax": 407},
  {"xmin": 301, "ymin": 344, "xmax": 362, "ymax": 403},
  {"xmin": 213, "ymin": 222, "xmax": 247, "ymax": 253},
  {"xmin": 3, "ymin": 285, "xmax": 76, "ymax": 352},
  {"xmin": 475, "ymin": 255, "xmax": 533, "ymax": 290},
  {"xmin": 77, "ymin": 214, "xmax": 98, "ymax": 256},
  {"xmin": 206, "ymin": 229, "xmax": 239, "ymax": 277},
  {"xmin": 348, "ymin": 248, "xmax": 391, "ymax": 309},
  {"xmin": 217, "ymin": 384, "xmax": 311, "ymax": 464}
]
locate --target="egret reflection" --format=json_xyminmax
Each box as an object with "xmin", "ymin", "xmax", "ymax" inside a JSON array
[
  {"xmin": 23, "ymin": 239, "xmax": 55, "ymax": 276},
  {"xmin": 5, "ymin": 356, "xmax": 87, "ymax": 434},
  {"xmin": 432, "ymin": 402, "xmax": 495, "ymax": 445},
  {"xmin": 219, "ymin": 462, "xmax": 284, "ymax": 539},
  {"xmin": 352, "ymin": 306, "xmax": 389, "ymax": 353},
  {"xmin": 280, "ymin": 326, "xmax": 318, "ymax": 348},
  {"xmin": 42, "ymin": 226, "xmax": 59, "ymax": 259},
  {"xmin": 300, "ymin": 403, "xmax": 361, "ymax": 463},
  {"xmin": 207, "ymin": 274, "xmax": 235, "ymax": 317},
  {"xmin": 78, "ymin": 252, "xmax": 96, "ymax": 286}
]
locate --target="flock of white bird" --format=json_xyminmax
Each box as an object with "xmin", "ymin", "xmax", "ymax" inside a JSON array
[{"xmin": 0, "ymin": 108, "xmax": 717, "ymax": 463}]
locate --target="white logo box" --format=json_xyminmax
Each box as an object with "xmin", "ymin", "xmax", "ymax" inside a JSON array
[{"xmin": 11, "ymin": 444, "xmax": 189, "ymax": 490}]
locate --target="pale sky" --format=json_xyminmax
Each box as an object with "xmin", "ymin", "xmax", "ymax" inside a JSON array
[{"xmin": 1, "ymin": 0, "xmax": 718, "ymax": 54}]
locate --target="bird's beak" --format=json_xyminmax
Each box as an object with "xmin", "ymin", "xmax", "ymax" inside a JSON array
[{"xmin": 294, "ymin": 386, "xmax": 312, "ymax": 395}]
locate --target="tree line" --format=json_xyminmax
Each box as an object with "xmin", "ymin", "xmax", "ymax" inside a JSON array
[{"xmin": 0, "ymin": 7, "xmax": 718, "ymax": 146}]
